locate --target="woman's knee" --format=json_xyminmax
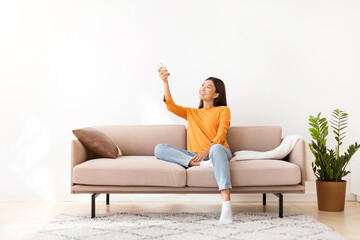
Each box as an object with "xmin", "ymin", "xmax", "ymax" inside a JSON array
[
  {"xmin": 154, "ymin": 143, "xmax": 170, "ymax": 157},
  {"xmin": 209, "ymin": 144, "xmax": 225, "ymax": 154}
]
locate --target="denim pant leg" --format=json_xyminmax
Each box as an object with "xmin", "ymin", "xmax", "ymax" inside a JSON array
[
  {"xmin": 209, "ymin": 144, "xmax": 233, "ymax": 191},
  {"xmin": 154, "ymin": 144, "xmax": 197, "ymax": 168}
]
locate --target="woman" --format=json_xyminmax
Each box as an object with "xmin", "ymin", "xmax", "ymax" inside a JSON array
[{"xmin": 154, "ymin": 65, "xmax": 233, "ymax": 225}]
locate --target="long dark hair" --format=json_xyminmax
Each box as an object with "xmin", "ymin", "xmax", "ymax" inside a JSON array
[{"xmin": 198, "ymin": 77, "xmax": 227, "ymax": 109}]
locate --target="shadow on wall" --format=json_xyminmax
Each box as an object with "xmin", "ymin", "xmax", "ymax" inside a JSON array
[{"xmin": 3, "ymin": 114, "xmax": 54, "ymax": 201}]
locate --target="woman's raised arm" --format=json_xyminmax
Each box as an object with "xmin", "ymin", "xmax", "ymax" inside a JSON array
[
  {"xmin": 158, "ymin": 65, "xmax": 171, "ymax": 101},
  {"xmin": 158, "ymin": 65, "xmax": 187, "ymax": 120}
]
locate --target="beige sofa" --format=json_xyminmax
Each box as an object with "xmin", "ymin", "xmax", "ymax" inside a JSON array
[{"xmin": 71, "ymin": 125, "xmax": 305, "ymax": 218}]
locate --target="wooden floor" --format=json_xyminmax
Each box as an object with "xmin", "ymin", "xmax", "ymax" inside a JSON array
[{"xmin": 1, "ymin": 201, "xmax": 359, "ymax": 240}]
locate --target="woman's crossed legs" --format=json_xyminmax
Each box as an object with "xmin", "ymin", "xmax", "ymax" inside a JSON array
[{"xmin": 154, "ymin": 143, "xmax": 234, "ymax": 224}]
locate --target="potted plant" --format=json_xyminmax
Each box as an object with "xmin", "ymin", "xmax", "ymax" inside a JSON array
[{"xmin": 308, "ymin": 109, "xmax": 360, "ymax": 211}]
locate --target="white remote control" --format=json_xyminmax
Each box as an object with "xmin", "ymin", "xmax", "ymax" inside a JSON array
[{"xmin": 158, "ymin": 62, "xmax": 166, "ymax": 71}]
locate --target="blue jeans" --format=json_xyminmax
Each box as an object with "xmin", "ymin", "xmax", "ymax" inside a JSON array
[{"xmin": 154, "ymin": 143, "xmax": 233, "ymax": 191}]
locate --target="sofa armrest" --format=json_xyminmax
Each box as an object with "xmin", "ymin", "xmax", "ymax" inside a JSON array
[
  {"xmin": 70, "ymin": 139, "xmax": 91, "ymax": 191},
  {"xmin": 288, "ymin": 139, "xmax": 306, "ymax": 188}
]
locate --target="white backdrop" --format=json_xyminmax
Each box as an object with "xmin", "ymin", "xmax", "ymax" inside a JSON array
[{"xmin": 1, "ymin": 0, "xmax": 359, "ymax": 202}]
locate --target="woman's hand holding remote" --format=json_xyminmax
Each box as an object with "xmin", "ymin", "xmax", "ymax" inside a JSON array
[
  {"xmin": 158, "ymin": 63, "xmax": 170, "ymax": 83},
  {"xmin": 158, "ymin": 63, "xmax": 172, "ymax": 102}
]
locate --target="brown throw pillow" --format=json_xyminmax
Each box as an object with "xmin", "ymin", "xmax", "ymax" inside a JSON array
[{"xmin": 72, "ymin": 127, "xmax": 120, "ymax": 159}]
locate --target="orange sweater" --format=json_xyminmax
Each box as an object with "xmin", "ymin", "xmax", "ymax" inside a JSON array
[{"xmin": 163, "ymin": 95, "xmax": 231, "ymax": 153}]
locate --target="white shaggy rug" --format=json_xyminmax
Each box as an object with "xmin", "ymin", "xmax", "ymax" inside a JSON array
[{"xmin": 28, "ymin": 212, "xmax": 347, "ymax": 240}]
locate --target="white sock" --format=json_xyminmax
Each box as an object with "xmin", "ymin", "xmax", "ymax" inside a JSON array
[
  {"xmin": 218, "ymin": 200, "xmax": 233, "ymax": 224},
  {"xmin": 200, "ymin": 159, "xmax": 213, "ymax": 168}
]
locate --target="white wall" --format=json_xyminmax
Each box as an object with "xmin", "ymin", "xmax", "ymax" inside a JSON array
[{"xmin": 1, "ymin": 0, "xmax": 360, "ymax": 202}]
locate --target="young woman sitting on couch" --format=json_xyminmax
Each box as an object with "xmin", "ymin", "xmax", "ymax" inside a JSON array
[{"xmin": 154, "ymin": 64, "xmax": 234, "ymax": 225}]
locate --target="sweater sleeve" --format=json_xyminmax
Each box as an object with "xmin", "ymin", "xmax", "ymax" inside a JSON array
[
  {"xmin": 212, "ymin": 107, "xmax": 231, "ymax": 144},
  {"xmin": 163, "ymin": 95, "xmax": 187, "ymax": 120}
]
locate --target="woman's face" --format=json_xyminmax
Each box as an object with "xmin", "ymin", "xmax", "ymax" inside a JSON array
[{"xmin": 199, "ymin": 79, "xmax": 219, "ymax": 101}]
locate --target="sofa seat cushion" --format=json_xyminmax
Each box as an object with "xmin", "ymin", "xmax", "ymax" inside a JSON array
[
  {"xmin": 186, "ymin": 160, "xmax": 301, "ymax": 187},
  {"xmin": 73, "ymin": 156, "xmax": 186, "ymax": 187}
]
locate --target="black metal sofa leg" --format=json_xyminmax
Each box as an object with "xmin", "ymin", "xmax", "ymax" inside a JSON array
[
  {"xmin": 263, "ymin": 193, "xmax": 266, "ymax": 206},
  {"xmin": 91, "ymin": 193, "xmax": 100, "ymax": 218},
  {"xmin": 273, "ymin": 193, "xmax": 283, "ymax": 218},
  {"xmin": 106, "ymin": 193, "xmax": 110, "ymax": 205}
]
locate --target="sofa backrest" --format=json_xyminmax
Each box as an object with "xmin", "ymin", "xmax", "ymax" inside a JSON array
[
  {"xmin": 227, "ymin": 126, "xmax": 282, "ymax": 151},
  {"xmin": 92, "ymin": 125, "xmax": 281, "ymax": 156},
  {"xmin": 93, "ymin": 125, "xmax": 187, "ymax": 156}
]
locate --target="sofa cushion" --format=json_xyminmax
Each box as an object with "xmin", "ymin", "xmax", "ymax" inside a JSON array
[
  {"xmin": 73, "ymin": 156, "xmax": 186, "ymax": 187},
  {"xmin": 186, "ymin": 160, "xmax": 301, "ymax": 187},
  {"xmin": 72, "ymin": 127, "xmax": 122, "ymax": 159},
  {"xmin": 227, "ymin": 126, "xmax": 282, "ymax": 152}
]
